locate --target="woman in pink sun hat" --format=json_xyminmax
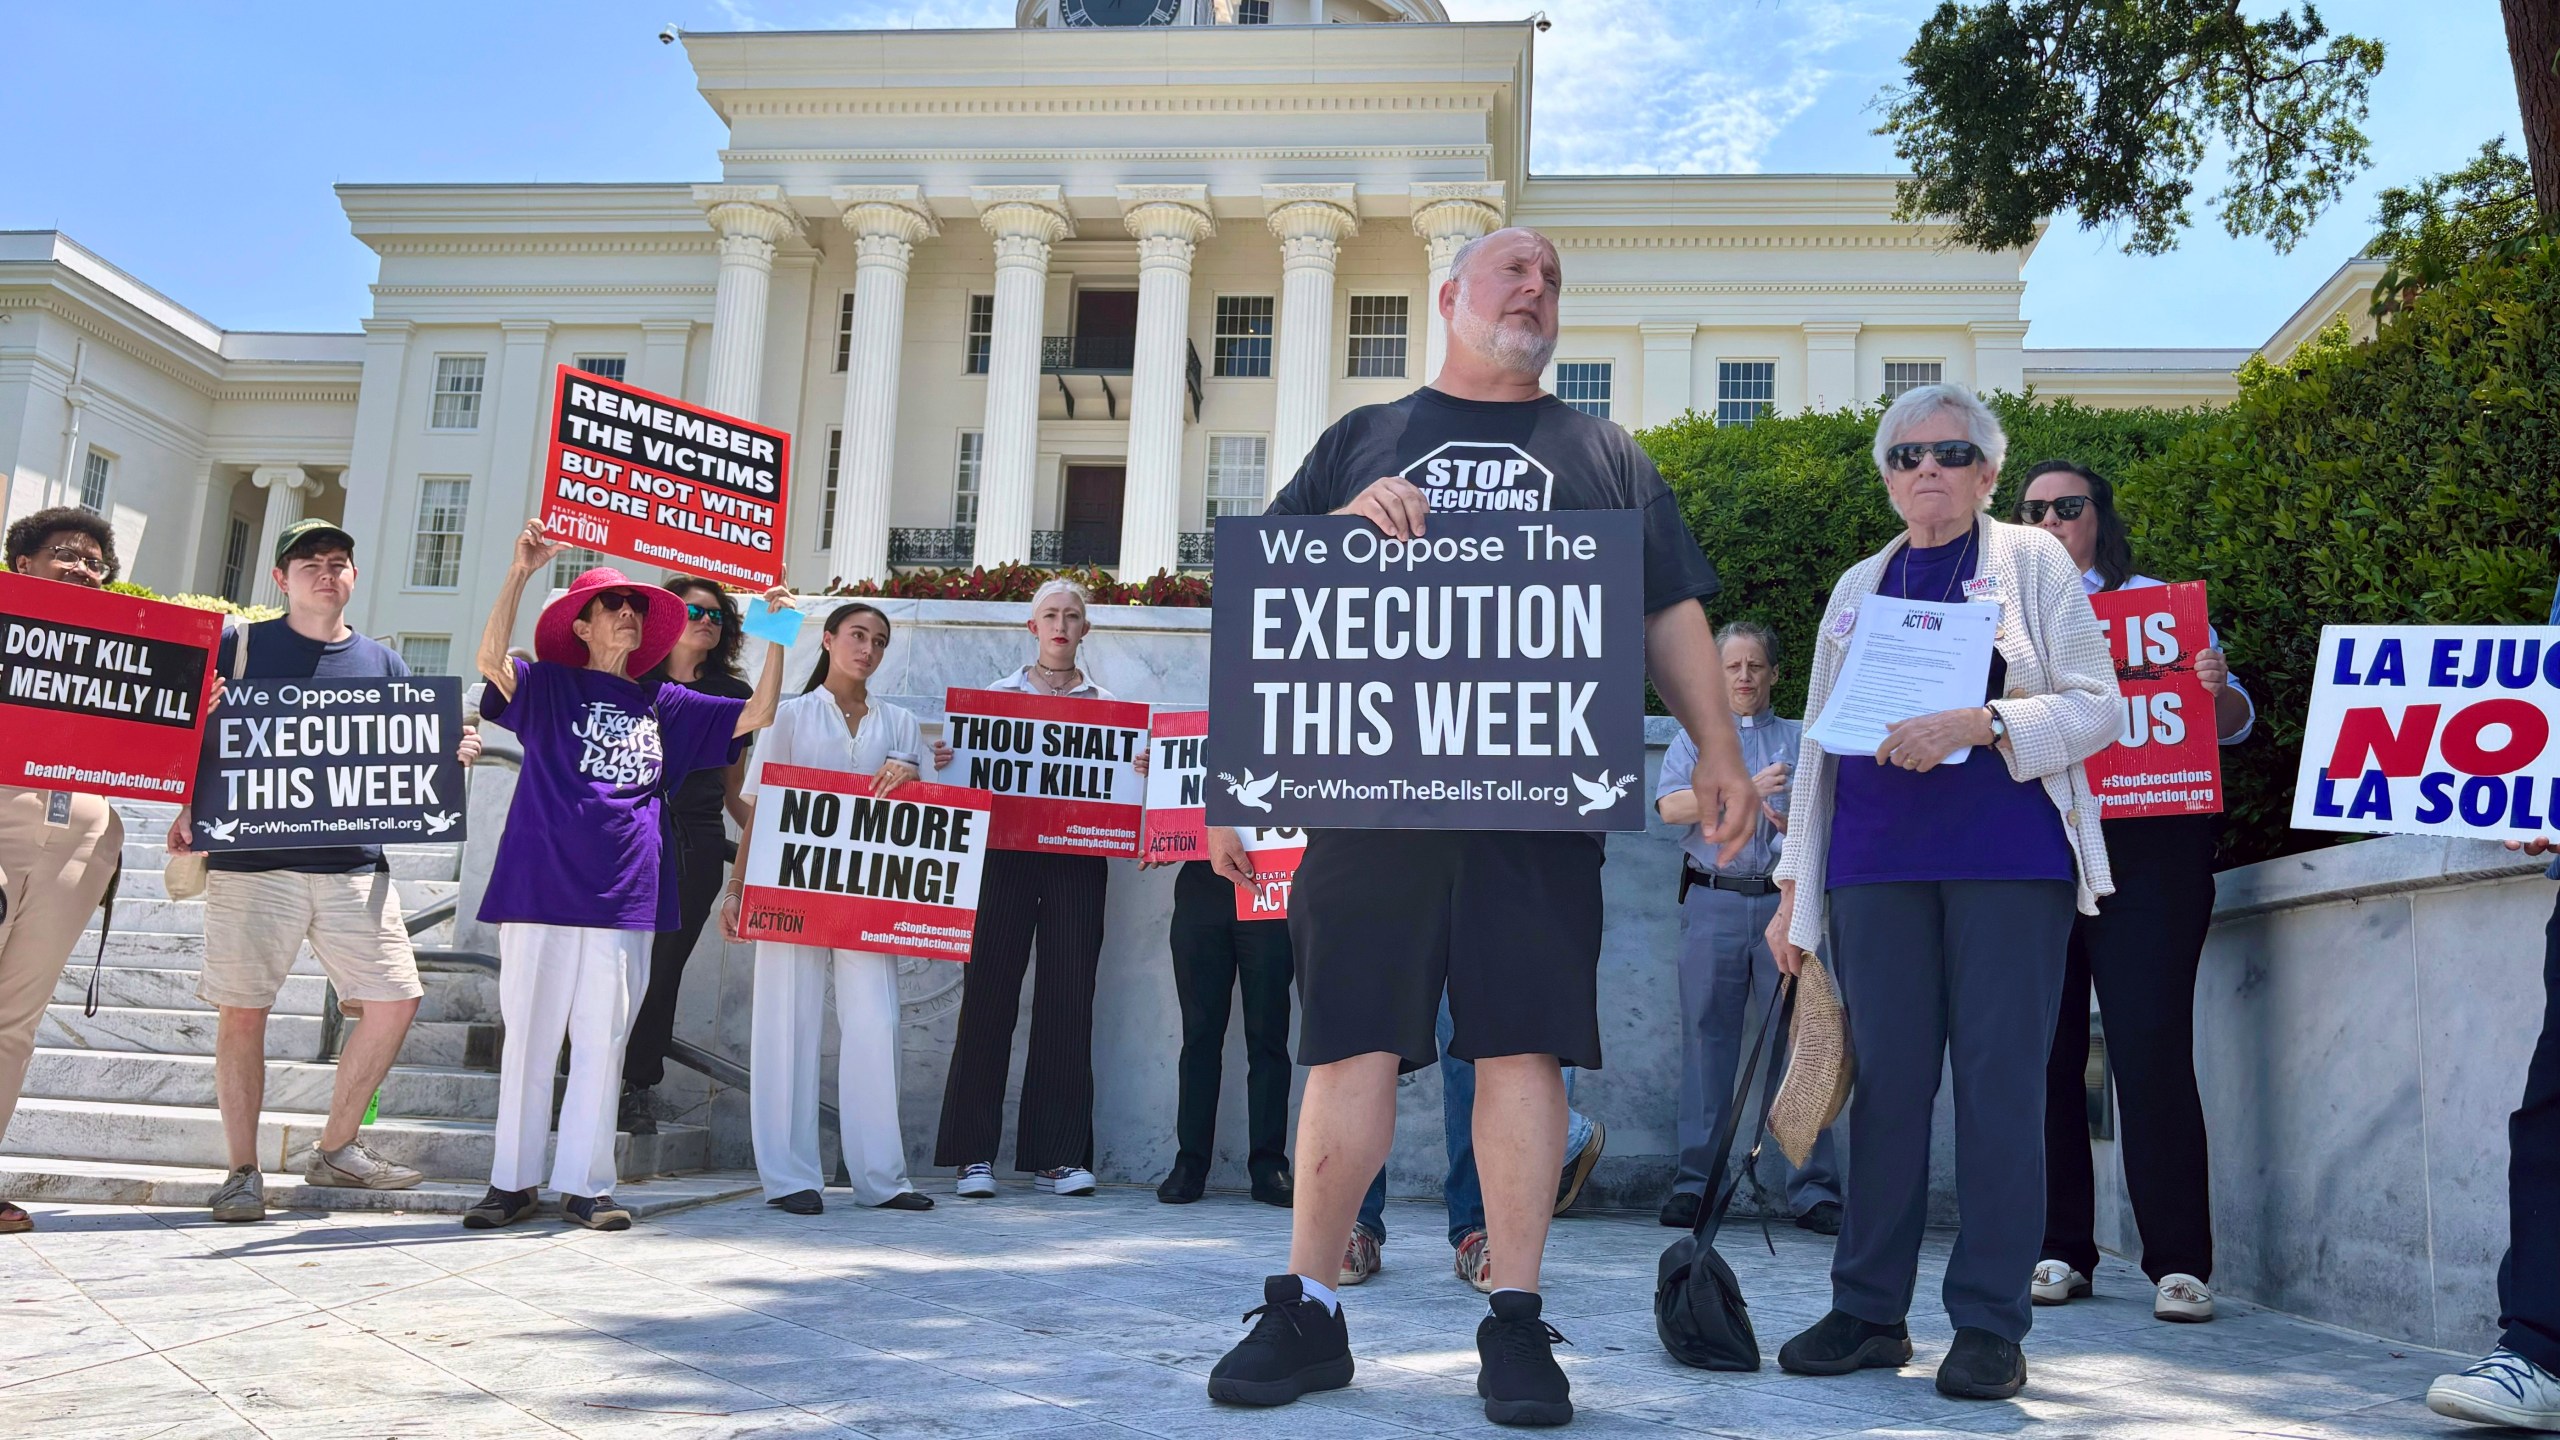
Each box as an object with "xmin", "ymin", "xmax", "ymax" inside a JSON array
[{"xmin": 461, "ymin": 518, "xmax": 794, "ymax": 1233}]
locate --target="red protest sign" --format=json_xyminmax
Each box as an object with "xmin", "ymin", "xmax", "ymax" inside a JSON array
[
  {"xmin": 0, "ymin": 572, "xmax": 219, "ymax": 803},
  {"xmin": 1232, "ymin": 825, "xmax": 1306, "ymax": 921},
  {"xmin": 736, "ymin": 765, "xmax": 994, "ymax": 961},
  {"xmin": 1141, "ymin": 708, "xmax": 1208, "ymax": 862},
  {"xmin": 2084, "ymin": 581, "xmax": 2223, "ymax": 818},
  {"xmin": 541, "ymin": 365, "xmax": 789, "ymax": 590},
  {"xmin": 936, "ymin": 688, "xmax": 1150, "ymax": 858}
]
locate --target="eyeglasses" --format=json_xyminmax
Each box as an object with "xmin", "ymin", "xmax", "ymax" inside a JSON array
[
  {"xmin": 45, "ymin": 544, "xmax": 108, "ymax": 575},
  {"xmin": 2016, "ymin": 496, "xmax": 2092, "ymax": 523},
  {"xmin": 592, "ymin": 592, "xmax": 649, "ymax": 616},
  {"xmin": 684, "ymin": 603, "xmax": 727, "ymax": 626},
  {"xmin": 1884, "ymin": 440, "xmax": 1982, "ymax": 471}
]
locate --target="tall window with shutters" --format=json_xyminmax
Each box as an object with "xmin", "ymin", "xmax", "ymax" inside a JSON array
[
  {"xmin": 963, "ymin": 295, "xmax": 994, "ymax": 375},
  {"xmin": 953, "ymin": 431, "xmax": 983, "ymax": 527},
  {"xmin": 220, "ymin": 515, "xmax": 254, "ymax": 603},
  {"xmin": 78, "ymin": 450, "xmax": 113, "ymax": 512},
  {"xmin": 820, "ymin": 429, "xmax": 842, "ymax": 552},
  {"xmin": 429, "ymin": 356, "xmax": 485, "ymax": 430},
  {"xmin": 1204, "ymin": 435, "xmax": 1268, "ymax": 523},
  {"xmin": 834, "ymin": 293, "xmax": 859, "ymax": 373},
  {"xmin": 408, "ymin": 478, "xmax": 469, "ymax": 589},
  {"xmin": 1346, "ymin": 295, "xmax": 1410, "ymax": 379},
  {"xmin": 1212, "ymin": 296, "xmax": 1274, "ymax": 378}
]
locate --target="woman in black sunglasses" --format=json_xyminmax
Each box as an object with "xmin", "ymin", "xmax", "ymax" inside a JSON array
[
  {"xmin": 2016, "ymin": 461, "xmax": 2253, "ymax": 1328},
  {"xmin": 617, "ymin": 577, "xmax": 757, "ymax": 1135}
]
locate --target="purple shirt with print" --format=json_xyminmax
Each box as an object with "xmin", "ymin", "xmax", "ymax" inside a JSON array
[{"xmin": 477, "ymin": 658, "xmax": 745, "ymax": 931}]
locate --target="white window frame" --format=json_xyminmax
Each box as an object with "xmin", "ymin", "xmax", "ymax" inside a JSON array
[
  {"xmin": 819, "ymin": 428, "xmax": 843, "ymax": 552},
  {"xmin": 220, "ymin": 513, "xmax": 254, "ymax": 603},
  {"xmin": 953, "ymin": 430, "xmax": 984, "ymax": 528},
  {"xmin": 572, "ymin": 355, "xmax": 627, "ymax": 383},
  {"xmin": 1203, "ymin": 434, "xmax": 1269, "ymax": 524},
  {"xmin": 1554, "ymin": 361, "xmax": 1613, "ymax": 420},
  {"xmin": 551, "ymin": 547, "xmax": 606, "ymax": 591},
  {"xmin": 834, "ymin": 292, "xmax": 859, "ymax": 373},
  {"xmin": 395, "ymin": 635, "xmax": 454, "ymax": 676},
  {"xmin": 1211, "ymin": 295, "xmax": 1275, "ymax": 378},
  {"xmin": 1345, "ymin": 293, "xmax": 1410, "ymax": 379},
  {"xmin": 963, "ymin": 294, "xmax": 995, "ymax": 375},
  {"xmin": 428, "ymin": 355, "xmax": 486, "ymax": 431},
  {"xmin": 1882, "ymin": 360, "xmax": 1944, "ymax": 401},
  {"xmin": 407, "ymin": 477, "xmax": 471, "ymax": 590},
  {"xmin": 1715, "ymin": 360, "xmax": 1777, "ymax": 428},
  {"xmin": 77, "ymin": 447, "xmax": 114, "ymax": 512}
]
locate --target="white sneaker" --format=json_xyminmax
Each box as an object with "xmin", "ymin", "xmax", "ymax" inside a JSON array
[
  {"xmin": 954, "ymin": 1163, "xmax": 997, "ymax": 1198},
  {"xmin": 2153, "ymin": 1272, "xmax": 2214, "ymax": 1323},
  {"xmin": 304, "ymin": 1140, "xmax": 423, "ymax": 1191},
  {"xmin": 1036, "ymin": 1167, "xmax": 1096, "ymax": 1196},
  {"xmin": 2428, "ymin": 1348, "xmax": 2560, "ymax": 1430},
  {"xmin": 2030, "ymin": 1259, "xmax": 2091, "ymax": 1305}
]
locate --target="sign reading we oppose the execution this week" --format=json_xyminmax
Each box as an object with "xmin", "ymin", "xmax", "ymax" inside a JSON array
[
  {"xmin": 543, "ymin": 366, "xmax": 789, "ymax": 590},
  {"xmin": 937, "ymin": 688, "xmax": 1150, "ymax": 858},
  {"xmin": 2083, "ymin": 582, "xmax": 2224, "ymax": 818},
  {"xmin": 2295, "ymin": 626, "xmax": 2560, "ymax": 839},
  {"xmin": 737, "ymin": 765, "xmax": 995, "ymax": 961},
  {"xmin": 0, "ymin": 572, "xmax": 218, "ymax": 803}
]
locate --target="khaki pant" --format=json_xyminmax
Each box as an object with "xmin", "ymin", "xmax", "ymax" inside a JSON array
[{"xmin": 0, "ymin": 786, "xmax": 123, "ymax": 1143}]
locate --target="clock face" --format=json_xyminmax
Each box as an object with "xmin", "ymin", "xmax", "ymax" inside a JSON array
[{"xmin": 1058, "ymin": 0, "xmax": 1183, "ymax": 24}]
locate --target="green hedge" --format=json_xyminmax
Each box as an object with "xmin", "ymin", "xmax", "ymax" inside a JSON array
[{"xmin": 1641, "ymin": 237, "xmax": 2560, "ymax": 869}]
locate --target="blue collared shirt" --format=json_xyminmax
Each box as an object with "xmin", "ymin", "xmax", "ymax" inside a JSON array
[{"xmin": 1656, "ymin": 709, "xmax": 1802, "ymax": 877}]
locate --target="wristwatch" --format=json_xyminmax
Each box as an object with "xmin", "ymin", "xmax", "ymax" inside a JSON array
[{"xmin": 1983, "ymin": 706, "xmax": 2007, "ymax": 742}]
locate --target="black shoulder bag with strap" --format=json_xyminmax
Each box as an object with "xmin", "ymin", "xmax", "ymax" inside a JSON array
[{"xmin": 1653, "ymin": 972, "xmax": 1796, "ymax": 1371}]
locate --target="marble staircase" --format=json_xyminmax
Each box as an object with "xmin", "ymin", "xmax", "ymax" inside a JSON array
[{"xmin": 0, "ymin": 798, "xmax": 748, "ymax": 1218}]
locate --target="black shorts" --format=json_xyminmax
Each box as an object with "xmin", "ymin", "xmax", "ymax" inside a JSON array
[{"xmin": 1287, "ymin": 829, "xmax": 1604, "ymax": 1073}]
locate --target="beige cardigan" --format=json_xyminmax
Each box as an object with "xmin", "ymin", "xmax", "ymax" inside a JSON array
[{"xmin": 1774, "ymin": 513, "xmax": 2122, "ymax": 951}]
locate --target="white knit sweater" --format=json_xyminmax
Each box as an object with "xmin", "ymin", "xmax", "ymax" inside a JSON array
[{"xmin": 1773, "ymin": 513, "xmax": 2123, "ymax": 950}]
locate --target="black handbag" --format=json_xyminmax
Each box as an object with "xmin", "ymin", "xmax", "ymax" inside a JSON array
[{"xmin": 1653, "ymin": 973, "xmax": 1795, "ymax": 1371}]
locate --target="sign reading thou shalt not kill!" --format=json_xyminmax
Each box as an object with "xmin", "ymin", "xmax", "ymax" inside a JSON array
[
  {"xmin": 543, "ymin": 365, "xmax": 790, "ymax": 590},
  {"xmin": 1205, "ymin": 512, "xmax": 1648, "ymax": 831},
  {"xmin": 737, "ymin": 765, "xmax": 996, "ymax": 961},
  {"xmin": 191, "ymin": 676, "xmax": 469, "ymax": 850},
  {"xmin": 1140, "ymin": 708, "xmax": 1209, "ymax": 862},
  {"xmin": 935, "ymin": 688, "xmax": 1151, "ymax": 858},
  {"xmin": 0, "ymin": 571, "xmax": 218, "ymax": 803}
]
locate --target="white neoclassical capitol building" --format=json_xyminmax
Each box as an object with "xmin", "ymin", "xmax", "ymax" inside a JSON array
[{"xmin": 0, "ymin": 0, "xmax": 2380, "ymax": 670}]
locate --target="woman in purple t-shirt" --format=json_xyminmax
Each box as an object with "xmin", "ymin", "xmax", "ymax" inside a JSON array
[{"xmin": 461, "ymin": 520, "xmax": 793, "ymax": 1233}]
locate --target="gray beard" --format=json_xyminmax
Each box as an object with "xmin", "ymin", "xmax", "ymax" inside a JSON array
[{"xmin": 1449, "ymin": 303, "xmax": 1556, "ymax": 378}]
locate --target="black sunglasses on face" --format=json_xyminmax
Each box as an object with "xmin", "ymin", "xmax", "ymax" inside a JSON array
[
  {"xmin": 1884, "ymin": 440, "xmax": 1982, "ymax": 471},
  {"xmin": 593, "ymin": 592, "xmax": 648, "ymax": 616},
  {"xmin": 2017, "ymin": 496, "xmax": 2092, "ymax": 523},
  {"xmin": 684, "ymin": 603, "xmax": 727, "ymax": 626}
]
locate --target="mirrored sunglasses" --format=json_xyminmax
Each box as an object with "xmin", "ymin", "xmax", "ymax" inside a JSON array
[
  {"xmin": 1884, "ymin": 440, "xmax": 1982, "ymax": 471},
  {"xmin": 684, "ymin": 603, "xmax": 728, "ymax": 626},
  {"xmin": 2017, "ymin": 496, "xmax": 2092, "ymax": 523}
]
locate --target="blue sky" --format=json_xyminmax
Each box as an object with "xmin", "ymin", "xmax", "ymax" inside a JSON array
[{"xmin": 1, "ymin": 1, "xmax": 2522, "ymax": 348}]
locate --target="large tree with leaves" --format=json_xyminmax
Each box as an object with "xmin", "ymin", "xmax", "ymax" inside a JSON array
[{"xmin": 1882, "ymin": 1, "xmax": 2560, "ymax": 254}]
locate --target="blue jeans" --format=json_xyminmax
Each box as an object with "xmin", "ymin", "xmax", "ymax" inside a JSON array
[{"xmin": 1355, "ymin": 995, "xmax": 1595, "ymax": 1248}]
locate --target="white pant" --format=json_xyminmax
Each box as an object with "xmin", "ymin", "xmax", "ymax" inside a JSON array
[
  {"xmin": 750, "ymin": 943, "xmax": 914, "ymax": 1205},
  {"xmin": 493, "ymin": 923, "xmax": 649, "ymax": 1198}
]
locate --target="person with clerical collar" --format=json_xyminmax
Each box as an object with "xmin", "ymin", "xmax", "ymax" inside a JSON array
[
  {"xmin": 0, "ymin": 508, "xmax": 128, "ymax": 1235},
  {"xmin": 1655, "ymin": 620, "xmax": 1842, "ymax": 1238}
]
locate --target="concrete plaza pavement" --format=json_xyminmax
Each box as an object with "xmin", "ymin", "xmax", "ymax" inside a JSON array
[{"xmin": 0, "ymin": 1180, "xmax": 2476, "ymax": 1439}]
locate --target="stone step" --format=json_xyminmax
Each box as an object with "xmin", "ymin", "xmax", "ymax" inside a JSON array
[
  {"xmin": 1, "ymin": 1098, "xmax": 709, "ymax": 1181},
  {"xmin": 49, "ymin": 965, "xmax": 499, "ymax": 1022},
  {"xmin": 18, "ymin": 1049, "xmax": 502, "ymax": 1118},
  {"xmin": 115, "ymin": 843, "xmax": 461, "ymax": 882},
  {"xmin": 36, "ymin": 1005, "xmax": 494, "ymax": 1068},
  {"xmin": 0, "ymin": 1158, "xmax": 757, "ymax": 1217},
  {"xmin": 67, "ymin": 923, "xmax": 461, "ymax": 964},
  {"xmin": 78, "ymin": 880, "xmax": 459, "ymax": 937}
]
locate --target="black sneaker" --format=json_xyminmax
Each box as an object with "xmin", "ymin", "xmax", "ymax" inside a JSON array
[
  {"xmin": 1657, "ymin": 1191, "xmax": 1702, "ymax": 1229},
  {"xmin": 1777, "ymin": 1310, "xmax": 1913, "ymax": 1376},
  {"xmin": 767, "ymin": 1189, "xmax": 823, "ymax": 1215},
  {"xmin": 563, "ymin": 1194, "xmax": 633, "ymax": 1231},
  {"xmin": 618, "ymin": 1084, "xmax": 657, "ymax": 1136},
  {"xmin": 1794, "ymin": 1200, "xmax": 1844, "ymax": 1236},
  {"xmin": 1477, "ymin": 1289, "xmax": 1572, "ymax": 1427},
  {"xmin": 1206, "ymin": 1274, "xmax": 1354, "ymax": 1407},
  {"xmin": 1936, "ymin": 1327, "xmax": 2026, "ymax": 1400},
  {"xmin": 461, "ymin": 1185, "xmax": 539, "ymax": 1230}
]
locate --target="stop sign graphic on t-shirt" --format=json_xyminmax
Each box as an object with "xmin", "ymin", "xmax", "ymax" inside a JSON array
[{"xmin": 1400, "ymin": 441, "xmax": 1554, "ymax": 513}]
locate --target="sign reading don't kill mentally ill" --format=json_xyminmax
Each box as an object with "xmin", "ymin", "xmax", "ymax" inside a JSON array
[
  {"xmin": 2294, "ymin": 626, "xmax": 2560, "ymax": 840},
  {"xmin": 1206, "ymin": 512, "xmax": 1648, "ymax": 831},
  {"xmin": 935, "ymin": 688, "xmax": 1150, "ymax": 858},
  {"xmin": 542, "ymin": 365, "xmax": 789, "ymax": 590},
  {"xmin": 192, "ymin": 676, "xmax": 467, "ymax": 851},
  {"xmin": 738, "ymin": 765, "xmax": 995, "ymax": 961},
  {"xmin": 0, "ymin": 572, "xmax": 218, "ymax": 803}
]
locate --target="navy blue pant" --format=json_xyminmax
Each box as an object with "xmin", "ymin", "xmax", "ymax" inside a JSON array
[
  {"xmin": 1828, "ymin": 879, "xmax": 2074, "ymax": 1344},
  {"xmin": 2499, "ymin": 892, "xmax": 2560, "ymax": 1372}
]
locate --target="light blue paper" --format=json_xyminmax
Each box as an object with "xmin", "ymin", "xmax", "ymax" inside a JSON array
[{"xmin": 739, "ymin": 597, "xmax": 802, "ymax": 647}]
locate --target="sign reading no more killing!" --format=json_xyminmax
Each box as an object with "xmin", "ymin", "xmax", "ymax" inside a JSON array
[
  {"xmin": 0, "ymin": 572, "xmax": 218, "ymax": 803},
  {"xmin": 192, "ymin": 676, "xmax": 467, "ymax": 851},
  {"xmin": 739, "ymin": 765, "xmax": 995, "ymax": 961},
  {"xmin": 2295, "ymin": 625, "xmax": 2560, "ymax": 840},
  {"xmin": 2084, "ymin": 582, "xmax": 2224, "ymax": 818},
  {"xmin": 543, "ymin": 365, "xmax": 790, "ymax": 590},
  {"xmin": 935, "ymin": 688, "xmax": 1151, "ymax": 858},
  {"xmin": 1205, "ymin": 513, "xmax": 1648, "ymax": 831}
]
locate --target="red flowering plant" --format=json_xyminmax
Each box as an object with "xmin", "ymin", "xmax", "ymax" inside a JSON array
[{"xmin": 823, "ymin": 563, "xmax": 1211, "ymax": 607}]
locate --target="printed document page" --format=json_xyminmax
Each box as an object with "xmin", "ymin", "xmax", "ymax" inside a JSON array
[{"xmin": 1806, "ymin": 596, "xmax": 2000, "ymax": 763}]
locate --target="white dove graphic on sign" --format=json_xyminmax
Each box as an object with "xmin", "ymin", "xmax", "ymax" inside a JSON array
[
  {"xmin": 422, "ymin": 811, "xmax": 460, "ymax": 836},
  {"xmin": 1217, "ymin": 770, "xmax": 1278, "ymax": 813},
  {"xmin": 199, "ymin": 817, "xmax": 241, "ymax": 844},
  {"xmin": 1571, "ymin": 771, "xmax": 1634, "ymax": 816}
]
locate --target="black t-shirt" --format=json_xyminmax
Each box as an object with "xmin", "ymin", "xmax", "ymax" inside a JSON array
[
  {"xmin": 201, "ymin": 620, "xmax": 409, "ymax": 875},
  {"xmin": 662, "ymin": 668, "xmax": 753, "ymax": 831},
  {"xmin": 1266, "ymin": 387, "xmax": 1721, "ymax": 615}
]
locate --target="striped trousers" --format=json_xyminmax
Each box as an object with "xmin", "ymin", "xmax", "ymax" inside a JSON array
[{"xmin": 933, "ymin": 850, "xmax": 1108, "ymax": 1172}]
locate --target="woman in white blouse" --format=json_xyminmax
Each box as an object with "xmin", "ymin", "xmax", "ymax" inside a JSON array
[{"xmin": 722, "ymin": 601, "xmax": 933, "ymax": 1215}]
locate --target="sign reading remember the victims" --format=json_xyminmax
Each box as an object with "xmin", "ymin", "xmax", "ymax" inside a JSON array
[
  {"xmin": 1141, "ymin": 709, "xmax": 1209, "ymax": 862},
  {"xmin": 738, "ymin": 765, "xmax": 994, "ymax": 960},
  {"xmin": 2084, "ymin": 582, "xmax": 2223, "ymax": 818},
  {"xmin": 542, "ymin": 365, "xmax": 789, "ymax": 590},
  {"xmin": 935, "ymin": 688, "xmax": 1149, "ymax": 858},
  {"xmin": 192, "ymin": 676, "xmax": 467, "ymax": 851},
  {"xmin": 0, "ymin": 572, "xmax": 217, "ymax": 802},
  {"xmin": 2294, "ymin": 626, "xmax": 2560, "ymax": 840},
  {"xmin": 1206, "ymin": 513, "xmax": 1647, "ymax": 830}
]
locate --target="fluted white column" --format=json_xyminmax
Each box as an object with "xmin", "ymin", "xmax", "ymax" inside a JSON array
[
  {"xmin": 1117, "ymin": 186, "xmax": 1214, "ymax": 581},
  {"xmin": 1410, "ymin": 183, "xmax": 1507, "ymax": 384},
  {"xmin": 970, "ymin": 186, "xmax": 1073, "ymax": 570},
  {"xmin": 1264, "ymin": 184, "xmax": 1359, "ymax": 495},
  {"xmin": 246, "ymin": 465, "xmax": 312, "ymax": 610},
  {"xmin": 694, "ymin": 184, "xmax": 801, "ymax": 421},
  {"xmin": 828, "ymin": 186, "xmax": 939, "ymax": 587}
]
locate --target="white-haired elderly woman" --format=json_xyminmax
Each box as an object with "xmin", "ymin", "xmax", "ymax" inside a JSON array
[
  {"xmin": 928, "ymin": 578, "xmax": 1144, "ymax": 1200},
  {"xmin": 1763, "ymin": 383, "xmax": 2121, "ymax": 1401}
]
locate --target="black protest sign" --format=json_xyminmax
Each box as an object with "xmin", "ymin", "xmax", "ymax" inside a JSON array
[
  {"xmin": 192, "ymin": 676, "xmax": 467, "ymax": 850},
  {"xmin": 1206, "ymin": 512, "xmax": 1648, "ymax": 831},
  {"xmin": 542, "ymin": 365, "xmax": 790, "ymax": 589}
]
